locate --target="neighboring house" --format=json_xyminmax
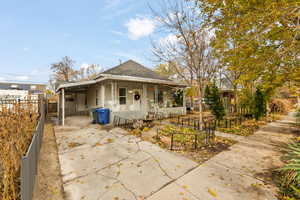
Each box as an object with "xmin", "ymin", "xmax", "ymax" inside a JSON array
[
  {"xmin": 0, "ymin": 82, "xmax": 46, "ymax": 100},
  {"xmin": 56, "ymin": 60, "xmax": 187, "ymax": 125}
]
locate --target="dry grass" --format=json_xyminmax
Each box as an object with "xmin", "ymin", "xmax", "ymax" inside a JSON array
[
  {"xmin": 0, "ymin": 102, "xmax": 39, "ymax": 200},
  {"xmin": 32, "ymin": 123, "xmax": 64, "ymax": 200}
]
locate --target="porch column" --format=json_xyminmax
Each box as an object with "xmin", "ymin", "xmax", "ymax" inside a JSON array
[
  {"xmin": 62, "ymin": 88, "xmax": 65, "ymax": 126},
  {"xmin": 101, "ymin": 84, "xmax": 105, "ymax": 107},
  {"xmin": 142, "ymin": 84, "xmax": 147, "ymax": 111},
  {"xmin": 114, "ymin": 82, "xmax": 118, "ymax": 104},
  {"xmin": 154, "ymin": 85, "xmax": 158, "ymax": 104},
  {"xmin": 183, "ymin": 88, "xmax": 186, "ymax": 107},
  {"xmin": 111, "ymin": 82, "xmax": 115, "ymax": 106}
]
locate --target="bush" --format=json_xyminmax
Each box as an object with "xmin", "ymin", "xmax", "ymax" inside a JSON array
[
  {"xmin": 278, "ymin": 141, "xmax": 300, "ymax": 200},
  {"xmin": 295, "ymin": 108, "xmax": 300, "ymax": 125},
  {"xmin": 269, "ymin": 98, "xmax": 294, "ymax": 113},
  {"xmin": 204, "ymin": 84, "xmax": 225, "ymax": 120},
  {"xmin": 253, "ymin": 87, "xmax": 267, "ymax": 120},
  {"xmin": 0, "ymin": 103, "xmax": 38, "ymax": 200}
]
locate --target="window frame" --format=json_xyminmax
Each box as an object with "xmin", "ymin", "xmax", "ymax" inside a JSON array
[{"xmin": 119, "ymin": 87, "xmax": 127, "ymax": 105}]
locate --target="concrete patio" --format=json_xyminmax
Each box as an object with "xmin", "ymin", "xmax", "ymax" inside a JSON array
[{"xmin": 54, "ymin": 113, "xmax": 296, "ymax": 200}]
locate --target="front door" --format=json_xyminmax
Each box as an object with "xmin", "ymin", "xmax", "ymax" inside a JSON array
[{"xmin": 132, "ymin": 89, "xmax": 142, "ymax": 111}]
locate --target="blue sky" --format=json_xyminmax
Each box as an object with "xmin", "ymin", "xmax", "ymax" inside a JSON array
[{"xmin": 0, "ymin": 0, "xmax": 165, "ymax": 84}]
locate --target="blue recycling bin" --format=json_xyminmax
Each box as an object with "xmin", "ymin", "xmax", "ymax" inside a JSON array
[{"xmin": 96, "ymin": 108, "xmax": 110, "ymax": 124}]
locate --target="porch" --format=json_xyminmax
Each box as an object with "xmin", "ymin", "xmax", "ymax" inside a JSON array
[{"xmin": 57, "ymin": 80, "xmax": 186, "ymax": 125}]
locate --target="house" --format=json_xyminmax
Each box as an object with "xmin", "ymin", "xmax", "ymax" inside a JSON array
[
  {"xmin": 56, "ymin": 60, "xmax": 187, "ymax": 125},
  {"xmin": 0, "ymin": 82, "xmax": 46, "ymax": 100}
]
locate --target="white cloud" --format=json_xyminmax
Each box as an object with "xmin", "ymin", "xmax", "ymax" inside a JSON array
[
  {"xmin": 23, "ymin": 47, "xmax": 30, "ymax": 52},
  {"xmin": 125, "ymin": 17, "xmax": 156, "ymax": 40},
  {"xmin": 0, "ymin": 77, "xmax": 6, "ymax": 81},
  {"xmin": 159, "ymin": 34, "xmax": 179, "ymax": 46},
  {"xmin": 15, "ymin": 75, "xmax": 29, "ymax": 81}
]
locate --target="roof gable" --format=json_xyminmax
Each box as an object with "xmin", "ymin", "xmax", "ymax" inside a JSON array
[{"xmin": 99, "ymin": 60, "xmax": 170, "ymax": 81}]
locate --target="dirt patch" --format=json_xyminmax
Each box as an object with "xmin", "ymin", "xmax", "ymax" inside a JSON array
[
  {"xmin": 126, "ymin": 124, "xmax": 236, "ymax": 165},
  {"xmin": 32, "ymin": 123, "xmax": 64, "ymax": 200},
  {"xmin": 162, "ymin": 136, "xmax": 236, "ymax": 164}
]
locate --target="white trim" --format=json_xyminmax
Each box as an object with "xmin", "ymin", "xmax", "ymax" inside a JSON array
[
  {"xmin": 97, "ymin": 74, "xmax": 186, "ymax": 87},
  {"xmin": 56, "ymin": 74, "xmax": 186, "ymax": 93}
]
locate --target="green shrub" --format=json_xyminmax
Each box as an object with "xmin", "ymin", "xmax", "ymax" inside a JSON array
[
  {"xmin": 279, "ymin": 141, "xmax": 300, "ymax": 199},
  {"xmin": 296, "ymin": 108, "xmax": 300, "ymax": 125},
  {"xmin": 253, "ymin": 87, "xmax": 267, "ymax": 120},
  {"xmin": 204, "ymin": 84, "xmax": 225, "ymax": 120}
]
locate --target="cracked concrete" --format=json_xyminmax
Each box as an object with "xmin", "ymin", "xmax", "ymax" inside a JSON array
[
  {"xmin": 55, "ymin": 123, "xmax": 198, "ymax": 200},
  {"xmin": 55, "ymin": 113, "xmax": 297, "ymax": 200}
]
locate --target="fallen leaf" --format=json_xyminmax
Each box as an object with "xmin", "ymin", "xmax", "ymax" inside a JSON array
[{"xmin": 208, "ymin": 188, "xmax": 217, "ymax": 197}]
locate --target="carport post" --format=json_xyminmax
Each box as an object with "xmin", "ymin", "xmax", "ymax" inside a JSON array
[
  {"xmin": 57, "ymin": 90, "xmax": 60, "ymax": 118},
  {"xmin": 62, "ymin": 88, "xmax": 65, "ymax": 126}
]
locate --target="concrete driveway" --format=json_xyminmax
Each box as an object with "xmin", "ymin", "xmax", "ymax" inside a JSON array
[
  {"xmin": 54, "ymin": 122, "xmax": 198, "ymax": 200},
  {"xmin": 54, "ymin": 114, "xmax": 296, "ymax": 200}
]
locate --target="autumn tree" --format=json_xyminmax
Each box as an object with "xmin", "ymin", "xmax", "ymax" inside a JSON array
[
  {"xmin": 51, "ymin": 56, "xmax": 78, "ymax": 83},
  {"xmin": 50, "ymin": 57, "xmax": 102, "ymax": 90},
  {"xmin": 195, "ymin": 0, "xmax": 300, "ymax": 96},
  {"xmin": 77, "ymin": 64, "xmax": 102, "ymax": 80},
  {"xmin": 154, "ymin": 63, "xmax": 178, "ymax": 80},
  {"xmin": 151, "ymin": 0, "xmax": 218, "ymax": 127}
]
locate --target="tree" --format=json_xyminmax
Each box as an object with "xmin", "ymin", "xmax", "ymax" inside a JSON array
[
  {"xmin": 173, "ymin": 89, "xmax": 183, "ymax": 106},
  {"xmin": 195, "ymin": 0, "xmax": 300, "ymax": 94},
  {"xmin": 151, "ymin": 0, "xmax": 218, "ymax": 127},
  {"xmin": 77, "ymin": 64, "xmax": 102, "ymax": 80},
  {"xmin": 204, "ymin": 84, "xmax": 225, "ymax": 120},
  {"xmin": 253, "ymin": 87, "xmax": 267, "ymax": 120},
  {"xmin": 51, "ymin": 56, "xmax": 78, "ymax": 83},
  {"xmin": 154, "ymin": 63, "xmax": 178, "ymax": 79},
  {"xmin": 50, "ymin": 57, "xmax": 102, "ymax": 90}
]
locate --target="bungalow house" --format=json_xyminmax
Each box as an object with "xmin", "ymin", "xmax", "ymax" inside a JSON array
[{"xmin": 56, "ymin": 60, "xmax": 187, "ymax": 125}]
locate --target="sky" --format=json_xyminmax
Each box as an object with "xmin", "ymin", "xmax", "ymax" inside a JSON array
[{"xmin": 0, "ymin": 0, "xmax": 168, "ymax": 84}]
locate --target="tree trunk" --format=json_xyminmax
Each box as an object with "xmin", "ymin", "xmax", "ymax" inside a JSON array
[{"xmin": 198, "ymin": 84, "xmax": 203, "ymax": 130}]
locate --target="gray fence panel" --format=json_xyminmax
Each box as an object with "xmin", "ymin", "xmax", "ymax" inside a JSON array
[{"xmin": 20, "ymin": 102, "xmax": 45, "ymax": 200}]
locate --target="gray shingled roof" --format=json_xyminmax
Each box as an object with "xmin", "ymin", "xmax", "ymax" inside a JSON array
[{"xmin": 100, "ymin": 60, "xmax": 171, "ymax": 81}]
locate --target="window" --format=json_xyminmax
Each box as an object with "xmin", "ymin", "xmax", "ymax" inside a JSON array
[
  {"xmin": 119, "ymin": 88, "xmax": 126, "ymax": 105},
  {"xmin": 96, "ymin": 89, "xmax": 99, "ymax": 106},
  {"xmin": 153, "ymin": 89, "xmax": 164, "ymax": 104},
  {"xmin": 158, "ymin": 90, "xmax": 164, "ymax": 104}
]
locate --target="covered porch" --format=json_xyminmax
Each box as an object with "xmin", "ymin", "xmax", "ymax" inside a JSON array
[{"xmin": 57, "ymin": 79, "xmax": 186, "ymax": 126}]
